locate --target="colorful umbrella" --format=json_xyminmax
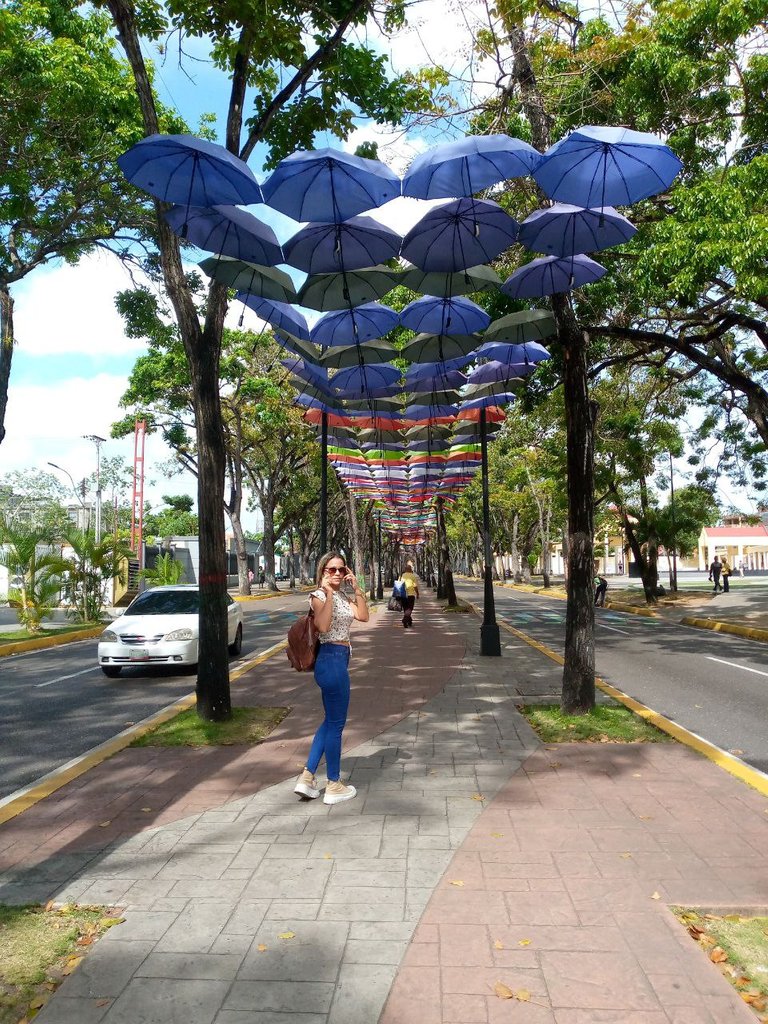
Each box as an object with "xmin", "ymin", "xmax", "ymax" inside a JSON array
[
  {"xmin": 260, "ymin": 147, "xmax": 401, "ymax": 222},
  {"xmin": 501, "ymin": 255, "xmax": 607, "ymax": 297},
  {"xmin": 533, "ymin": 125, "xmax": 683, "ymax": 208},
  {"xmin": 401, "ymin": 198, "xmax": 518, "ymax": 272}
]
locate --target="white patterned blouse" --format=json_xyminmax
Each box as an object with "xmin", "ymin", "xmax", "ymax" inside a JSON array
[{"xmin": 310, "ymin": 589, "xmax": 355, "ymax": 644}]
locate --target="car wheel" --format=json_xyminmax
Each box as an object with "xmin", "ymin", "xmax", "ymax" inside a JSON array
[
  {"xmin": 228, "ymin": 623, "xmax": 243, "ymax": 656},
  {"xmin": 101, "ymin": 666, "xmax": 122, "ymax": 678}
]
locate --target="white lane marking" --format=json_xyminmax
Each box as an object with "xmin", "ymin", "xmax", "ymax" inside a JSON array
[
  {"xmin": 705, "ymin": 656, "xmax": 768, "ymax": 679},
  {"xmin": 35, "ymin": 667, "xmax": 97, "ymax": 688},
  {"xmin": 598, "ymin": 623, "xmax": 631, "ymax": 635}
]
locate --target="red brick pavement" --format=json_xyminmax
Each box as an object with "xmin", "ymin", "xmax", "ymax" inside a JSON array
[
  {"xmin": 0, "ymin": 596, "xmax": 463, "ymax": 871},
  {"xmin": 381, "ymin": 743, "xmax": 768, "ymax": 1024}
]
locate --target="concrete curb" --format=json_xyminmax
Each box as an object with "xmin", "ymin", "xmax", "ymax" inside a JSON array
[
  {"xmin": 681, "ymin": 616, "xmax": 768, "ymax": 644},
  {"xmin": 464, "ymin": 599, "xmax": 768, "ymax": 799},
  {"xmin": 0, "ymin": 625, "xmax": 104, "ymax": 658},
  {"xmin": 0, "ymin": 638, "xmax": 288, "ymax": 827},
  {"xmin": 603, "ymin": 599, "xmax": 657, "ymax": 617}
]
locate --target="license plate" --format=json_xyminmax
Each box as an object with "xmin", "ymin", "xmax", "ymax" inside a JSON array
[{"xmin": 129, "ymin": 648, "xmax": 149, "ymax": 661}]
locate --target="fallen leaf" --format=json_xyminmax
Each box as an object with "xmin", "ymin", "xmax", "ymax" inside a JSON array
[
  {"xmin": 650, "ymin": 891, "xmax": 661, "ymax": 900},
  {"xmin": 730, "ymin": 749, "xmax": 744, "ymax": 755},
  {"xmin": 323, "ymin": 853, "xmax": 333, "ymax": 860},
  {"xmin": 95, "ymin": 1000, "xmax": 111, "ymax": 1008},
  {"xmin": 471, "ymin": 794, "xmax": 485, "ymax": 801},
  {"xmin": 515, "ymin": 989, "xmax": 532, "ymax": 1002},
  {"xmin": 494, "ymin": 982, "xmax": 514, "ymax": 999},
  {"xmin": 491, "ymin": 832, "xmax": 504, "ymax": 838},
  {"xmin": 61, "ymin": 956, "xmax": 83, "ymax": 976},
  {"xmin": 688, "ymin": 925, "xmax": 704, "ymax": 940},
  {"xmin": 620, "ymin": 852, "xmax": 633, "ymax": 859},
  {"xmin": 449, "ymin": 880, "xmax": 465, "ymax": 887},
  {"xmin": 44, "ymin": 900, "xmax": 55, "ymax": 912},
  {"xmin": 724, "ymin": 915, "xmax": 741, "ymax": 922},
  {"xmin": 549, "ymin": 761, "xmax": 561, "ymax": 768},
  {"xmin": 710, "ymin": 946, "xmax": 728, "ymax": 963},
  {"xmin": 639, "ymin": 815, "xmax": 653, "ymax": 821},
  {"xmin": 632, "ymin": 772, "xmax": 642, "ymax": 777},
  {"xmin": 257, "ymin": 944, "xmax": 268, "ymax": 953},
  {"xmin": 493, "ymin": 939, "xmax": 504, "ymax": 949},
  {"xmin": 99, "ymin": 917, "xmax": 125, "ymax": 929},
  {"xmin": 278, "ymin": 931, "xmax": 295, "ymax": 940},
  {"xmin": 28, "ymin": 998, "xmax": 46, "ymax": 1010},
  {"xmin": 518, "ymin": 938, "xmax": 531, "ymax": 946},
  {"xmin": 76, "ymin": 935, "xmax": 93, "ymax": 946},
  {"xmin": 98, "ymin": 821, "xmax": 111, "ymax": 828},
  {"xmin": 44, "ymin": 983, "xmax": 56, "ymax": 992},
  {"xmin": 124, "ymin": 722, "xmax": 135, "ymax": 726},
  {"xmin": 141, "ymin": 807, "xmax": 152, "ymax": 812}
]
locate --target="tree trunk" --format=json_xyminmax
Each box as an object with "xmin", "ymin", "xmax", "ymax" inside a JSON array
[
  {"xmin": 0, "ymin": 281, "xmax": 14, "ymax": 447},
  {"xmin": 558, "ymin": 301, "xmax": 597, "ymax": 714},
  {"xmin": 288, "ymin": 527, "xmax": 296, "ymax": 589},
  {"xmin": 261, "ymin": 493, "xmax": 278, "ymax": 590},
  {"xmin": 436, "ymin": 498, "xmax": 457, "ymax": 605},
  {"xmin": 225, "ymin": 449, "xmax": 250, "ymax": 596}
]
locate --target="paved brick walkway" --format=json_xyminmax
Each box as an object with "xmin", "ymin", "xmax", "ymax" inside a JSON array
[{"xmin": 1, "ymin": 592, "xmax": 766, "ymax": 1024}]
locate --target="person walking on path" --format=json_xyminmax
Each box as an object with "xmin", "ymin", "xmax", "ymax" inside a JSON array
[
  {"xmin": 709, "ymin": 555, "xmax": 723, "ymax": 593},
  {"xmin": 294, "ymin": 551, "xmax": 369, "ymax": 805},
  {"xmin": 398, "ymin": 562, "xmax": 420, "ymax": 629},
  {"xmin": 721, "ymin": 555, "xmax": 732, "ymax": 592}
]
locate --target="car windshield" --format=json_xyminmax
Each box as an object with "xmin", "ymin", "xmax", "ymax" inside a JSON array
[{"xmin": 127, "ymin": 590, "xmax": 199, "ymax": 615}]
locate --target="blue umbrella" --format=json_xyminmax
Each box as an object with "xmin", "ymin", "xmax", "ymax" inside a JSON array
[
  {"xmin": 405, "ymin": 365, "xmax": 468, "ymax": 389},
  {"xmin": 118, "ymin": 134, "xmax": 263, "ymax": 206},
  {"xmin": 401, "ymin": 199, "xmax": 518, "ymax": 272},
  {"xmin": 474, "ymin": 340, "xmax": 551, "ymax": 364},
  {"xmin": 164, "ymin": 205, "xmax": 283, "ymax": 266},
  {"xmin": 501, "ymin": 255, "xmax": 607, "ymax": 297},
  {"xmin": 466, "ymin": 360, "xmax": 534, "ymax": 385},
  {"xmin": 280, "ymin": 357, "xmax": 330, "ymax": 391},
  {"xmin": 284, "ymin": 216, "xmax": 402, "ymax": 274},
  {"xmin": 400, "ymin": 295, "xmax": 491, "ymax": 335},
  {"xmin": 330, "ymin": 363, "xmax": 402, "ymax": 392},
  {"xmin": 261, "ymin": 147, "xmax": 401, "ymax": 222},
  {"xmin": 517, "ymin": 204, "xmax": 636, "ymax": 257},
  {"xmin": 236, "ymin": 294, "xmax": 311, "ymax": 341},
  {"xmin": 311, "ymin": 303, "xmax": 399, "ymax": 346},
  {"xmin": 271, "ymin": 330, "xmax": 322, "ymax": 365},
  {"xmin": 458, "ymin": 394, "xmax": 515, "ymax": 410},
  {"xmin": 199, "ymin": 256, "xmax": 297, "ymax": 303},
  {"xmin": 402, "ymin": 135, "xmax": 542, "ymax": 199},
  {"xmin": 534, "ymin": 125, "xmax": 683, "ymax": 207},
  {"xmin": 333, "ymin": 385, "xmax": 402, "ymax": 402}
]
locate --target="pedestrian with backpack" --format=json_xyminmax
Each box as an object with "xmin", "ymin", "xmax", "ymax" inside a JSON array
[
  {"xmin": 294, "ymin": 552, "xmax": 369, "ymax": 805},
  {"xmin": 397, "ymin": 562, "xmax": 420, "ymax": 629}
]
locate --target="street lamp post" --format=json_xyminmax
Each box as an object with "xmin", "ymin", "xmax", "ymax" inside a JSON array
[
  {"xmin": 48, "ymin": 462, "xmax": 87, "ymax": 532},
  {"xmin": 479, "ymin": 408, "xmax": 501, "ymax": 656},
  {"xmin": 669, "ymin": 451, "xmax": 678, "ymax": 592},
  {"xmin": 376, "ymin": 511, "xmax": 384, "ymax": 599},
  {"xmin": 83, "ymin": 435, "xmax": 106, "ymax": 541}
]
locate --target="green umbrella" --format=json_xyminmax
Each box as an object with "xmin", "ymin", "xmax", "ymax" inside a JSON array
[
  {"xmin": 297, "ymin": 265, "xmax": 401, "ymax": 311},
  {"xmin": 319, "ymin": 339, "xmax": 398, "ymax": 368},
  {"xmin": 274, "ymin": 330, "xmax": 323, "ymax": 365},
  {"xmin": 403, "ymin": 425, "xmax": 453, "ymax": 440},
  {"xmin": 483, "ymin": 309, "xmax": 556, "ymax": 343},
  {"xmin": 462, "ymin": 379, "xmax": 525, "ymax": 400},
  {"xmin": 401, "ymin": 332, "xmax": 480, "ymax": 363},
  {"xmin": 400, "ymin": 263, "xmax": 501, "ymax": 297},
  {"xmin": 358, "ymin": 428, "xmax": 406, "ymax": 442},
  {"xmin": 199, "ymin": 255, "xmax": 298, "ymax": 303}
]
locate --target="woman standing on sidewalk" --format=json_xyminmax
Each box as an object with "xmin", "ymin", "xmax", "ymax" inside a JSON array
[
  {"xmin": 294, "ymin": 552, "xmax": 369, "ymax": 805},
  {"xmin": 398, "ymin": 562, "xmax": 420, "ymax": 629}
]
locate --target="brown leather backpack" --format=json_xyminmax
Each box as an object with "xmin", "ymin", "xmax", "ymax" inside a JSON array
[{"xmin": 286, "ymin": 609, "xmax": 318, "ymax": 671}]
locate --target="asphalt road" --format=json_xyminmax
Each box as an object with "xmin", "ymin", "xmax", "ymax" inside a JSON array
[
  {"xmin": 0, "ymin": 591, "xmax": 308, "ymax": 801},
  {"xmin": 456, "ymin": 580, "xmax": 768, "ymax": 775}
]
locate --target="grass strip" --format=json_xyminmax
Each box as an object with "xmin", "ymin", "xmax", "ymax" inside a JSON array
[
  {"xmin": 130, "ymin": 705, "xmax": 290, "ymax": 747},
  {"xmin": 0, "ymin": 903, "xmax": 123, "ymax": 1024},
  {"xmin": 520, "ymin": 703, "xmax": 674, "ymax": 743},
  {"xmin": 674, "ymin": 908, "xmax": 768, "ymax": 1015},
  {"xmin": 0, "ymin": 624, "xmax": 102, "ymax": 644}
]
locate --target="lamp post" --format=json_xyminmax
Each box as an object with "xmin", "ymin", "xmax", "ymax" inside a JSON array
[
  {"xmin": 669, "ymin": 451, "xmax": 678, "ymax": 592},
  {"xmin": 48, "ymin": 461, "xmax": 87, "ymax": 533},
  {"xmin": 376, "ymin": 511, "xmax": 384, "ymax": 599},
  {"xmin": 479, "ymin": 408, "xmax": 501, "ymax": 656},
  {"xmin": 83, "ymin": 435, "xmax": 106, "ymax": 541}
]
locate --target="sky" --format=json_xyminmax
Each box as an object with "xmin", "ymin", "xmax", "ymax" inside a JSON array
[{"xmin": 2, "ymin": 1, "xmax": 485, "ymax": 531}]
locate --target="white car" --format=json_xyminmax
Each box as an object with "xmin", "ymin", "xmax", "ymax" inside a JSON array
[{"xmin": 98, "ymin": 585, "xmax": 243, "ymax": 678}]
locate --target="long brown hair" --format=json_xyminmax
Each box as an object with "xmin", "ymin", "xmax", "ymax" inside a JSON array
[{"xmin": 315, "ymin": 550, "xmax": 346, "ymax": 586}]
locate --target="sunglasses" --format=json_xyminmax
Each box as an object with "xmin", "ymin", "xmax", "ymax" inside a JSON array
[{"xmin": 325, "ymin": 566, "xmax": 347, "ymax": 574}]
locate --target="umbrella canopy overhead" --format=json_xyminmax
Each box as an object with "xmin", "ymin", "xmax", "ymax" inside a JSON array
[
  {"xmin": 297, "ymin": 266, "xmax": 399, "ymax": 311},
  {"xmin": 401, "ymin": 198, "xmax": 519, "ymax": 272},
  {"xmin": 329, "ymin": 363, "xmax": 402, "ymax": 394},
  {"xmin": 236, "ymin": 294, "xmax": 311, "ymax": 341},
  {"xmin": 284, "ymin": 216, "xmax": 402, "ymax": 274},
  {"xmin": 271, "ymin": 330, "xmax": 323, "ymax": 365},
  {"xmin": 118, "ymin": 134, "xmax": 263, "ymax": 207},
  {"xmin": 400, "ymin": 295, "xmax": 491, "ymax": 335},
  {"xmin": 319, "ymin": 339, "xmax": 398, "ymax": 367},
  {"xmin": 310, "ymin": 303, "xmax": 400, "ymax": 346},
  {"xmin": 260, "ymin": 147, "xmax": 401, "ymax": 222},
  {"xmin": 400, "ymin": 264, "xmax": 501, "ymax": 297},
  {"xmin": 401, "ymin": 332, "xmax": 482, "ymax": 364},
  {"xmin": 466, "ymin": 360, "xmax": 533, "ymax": 386},
  {"xmin": 164, "ymin": 205, "xmax": 283, "ymax": 266},
  {"xmin": 533, "ymin": 125, "xmax": 683, "ymax": 207},
  {"xmin": 474, "ymin": 340, "xmax": 551, "ymax": 364},
  {"xmin": 405, "ymin": 365, "xmax": 468, "ymax": 390},
  {"xmin": 517, "ymin": 204, "xmax": 636, "ymax": 257},
  {"xmin": 484, "ymin": 309, "xmax": 556, "ymax": 343},
  {"xmin": 402, "ymin": 135, "xmax": 542, "ymax": 199},
  {"xmin": 199, "ymin": 256, "xmax": 298, "ymax": 304},
  {"xmin": 501, "ymin": 254, "xmax": 607, "ymax": 297}
]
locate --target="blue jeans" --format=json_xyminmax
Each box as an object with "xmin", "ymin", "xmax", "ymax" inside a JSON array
[{"xmin": 306, "ymin": 643, "xmax": 350, "ymax": 782}]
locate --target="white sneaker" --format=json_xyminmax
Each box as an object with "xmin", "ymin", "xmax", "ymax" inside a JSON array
[
  {"xmin": 323, "ymin": 780, "xmax": 357, "ymax": 805},
  {"xmin": 294, "ymin": 769, "xmax": 320, "ymax": 799}
]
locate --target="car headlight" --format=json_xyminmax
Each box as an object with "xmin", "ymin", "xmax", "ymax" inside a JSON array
[
  {"xmin": 100, "ymin": 630, "xmax": 118, "ymax": 642},
  {"xmin": 164, "ymin": 628, "xmax": 195, "ymax": 642}
]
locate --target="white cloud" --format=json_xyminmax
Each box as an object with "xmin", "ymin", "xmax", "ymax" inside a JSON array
[{"xmin": 12, "ymin": 251, "xmax": 149, "ymax": 358}]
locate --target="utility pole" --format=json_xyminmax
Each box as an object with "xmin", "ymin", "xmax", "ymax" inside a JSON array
[{"xmin": 83, "ymin": 434, "xmax": 106, "ymax": 541}]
